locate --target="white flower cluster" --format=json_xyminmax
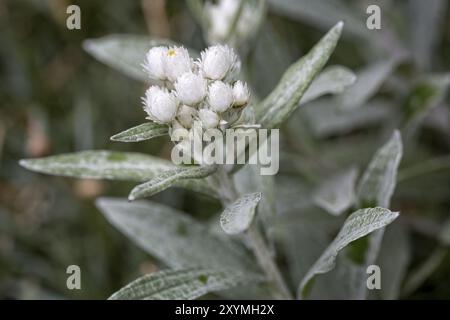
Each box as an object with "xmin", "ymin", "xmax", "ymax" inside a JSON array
[{"xmin": 142, "ymin": 44, "xmax": 251, "ymax": 133}]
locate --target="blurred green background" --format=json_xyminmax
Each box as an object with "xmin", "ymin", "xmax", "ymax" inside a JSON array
[{"xmin": 1, "ymin": 0, "xmax": 450, "ymax": 299}]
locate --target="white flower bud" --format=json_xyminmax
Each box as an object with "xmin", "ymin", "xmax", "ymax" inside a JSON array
[
  {"xmin": 143, "ymin": 86, "xmax": 179, "ymax": 123},
  {"xmin": 163, "ymin": 46, "xmax": 193, "ymax": 82},
  {"xmin": 198, "ymin": 109, "xmax": 220, "ymax": 129},
  {"xmin": 200, "ymin": 45, "xmax": 240, "ymax": 81},
  {"xmin": 143, "ymin": 46, "xmax": 167, "ymax": 80},
  {"xmin": 177, "ymin": 105, "xmax": 197, "ymax": 128},
  {"xmin": 232, "ymin": 80, "xmax": 250, "ymax": 107},
  {"xmin": 174, "ymin": 72, "xmax": 207, "ymax": 105},
  {"xmin": 208, "ymin": 81, "xmax": 234, "ymax": 113}
]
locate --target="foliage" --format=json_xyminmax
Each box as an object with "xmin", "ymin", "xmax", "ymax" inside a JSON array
[{"xmin": 3, "ymin": 0, "xmax": 450, "ymax": 300}]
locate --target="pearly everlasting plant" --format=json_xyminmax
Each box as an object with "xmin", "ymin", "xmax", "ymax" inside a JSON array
[{"xmin": 20, "ymin": 16, "xmax": 418, "ymax": 301}]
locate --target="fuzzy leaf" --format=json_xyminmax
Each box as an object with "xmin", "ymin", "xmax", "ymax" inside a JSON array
[
  {"xmin": 313, "ymin": 168, "xmax": 358, "ymax": 216},
  {"xmin": 19, "ymin": 151, "xmax": 218, "ymax": 198},
  {"xmin": 129, "ymin": 166, "xmax": 217, "ymax": 201},
  {"xmin": 409, "ymin": 0, "xmax": 447, "ymax": 70},
  {"xmin": 111, "ymin": 122, "xmax": 168, "ymax": 142},
  {"xmin": 338, "ymin": 58, "xmax": 399, "ymax": 110},
  {"xmin": 220, "ymin": 192, "xmax": 262, "ymax": 235},
  {"xmin": 96, "ymin": 198, "xmax": 259, "ymax": 274},
  {"xmin": 298, "ymin": 207, "xmax": 399, "ymax": 298},
  {"xmin": 356, "ymin": 131, "xmax": 403, "ymax": 208},
  {"xmin": 303, "ymin": 99, "xmax": 390, "ymax": 137},
  {"xmin": 256, "ymin": 21, "xmax": 343, "ymax": 128},
  {"xmin": 109, "ymin": 267, "xmax": 261, "ymax": 300},
  {"xmin": 301, "ymin": 65, "xmax": 356, "ymax": 105}
]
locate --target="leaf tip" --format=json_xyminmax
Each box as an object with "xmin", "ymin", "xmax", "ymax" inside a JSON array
[
  {"xmin": 82, "ymin": 39, "xmax": 95, "ymax": 53},
  {"xmin": 18, "ymin": 159, "xmax": 29, "ymax": 168}
]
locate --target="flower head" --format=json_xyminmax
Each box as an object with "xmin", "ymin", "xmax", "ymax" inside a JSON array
[
  {"xmin": 174, "ymin": 72, "xmax": 207, "ymax": 105},
  {"xmin": 232, "ymin": 80, "xmax": 250, "ymax": 107},
  {"xmin": 143, "ymin": 86, "xmax": 179, "ymax": 123},
  {"xmin": 208, "ymin": 81, "xmax": 234, "ymax": 113},
  {"xmin": 143, "ymin": 46, "xmax": 168, "ymax": 80},
  {"xmin": 163, "ymin": 46, "xmax": 193, "ymax": 82},
  {"xmin": 198, "ymin": 109, "xmax": 220, "ymax": 129},
  {"xmin": 200, "ymin": 45, "xmax": 240, "ymax": 81}
]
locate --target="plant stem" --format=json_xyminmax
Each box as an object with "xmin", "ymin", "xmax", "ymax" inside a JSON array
[
  {"xmin": 216, "ymin": 168, "xmax": 293, "ymax": 300},
  {"xmin": 245, "ymin": 224, "xmax": 293, "ymax": 300}
]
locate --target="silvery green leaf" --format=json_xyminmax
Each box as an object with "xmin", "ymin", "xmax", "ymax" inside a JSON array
[
  {"xmin": 19, "ymin": 151, "xmax": 218, "ymax": 198},
  {"xmin": 298, "ymin": 207, "xmax": 399, "ymax": 299},
  {"xmin": 338, "ymin": 58, "xmax": 399, "ymax": 110},
  {"xmin": 96, "ymin": 198, "xmax": 259, "ymax": 274},
  {"xmin": 343, "ymin": 131, "xmax": 403, "ymax": 299},
  {"xmin": 303, "ymin": 99, "xmax": 390, "ymax": 137},
  {"xmin": 313, "ymin": 168, "xmax": 358, "ymax": 216},
  {"xmin": 356, "ymin": 131, "xmax": 403, "ymax": 208},
  {"xmin": 109, "ymin": 267, "xmax": 261, "ymax": 300},
  {"xmin": 267, "ymin": 0, "xmax": 370, "ymax": 40},
  {"xmin": 409, "ymin": 0, "xmax": 447, "ymax": 70},
  {"xmin": 220, "ymin": 192, "xmax": 262, "ymax": 235},
  {"xmin": 129, "ymin": 166, "xmax": 217, "ymax": 201},
  {"xmin": 110, "ymin": 122, "xmax": 168, "ymax": 142},
  {"xmin": 256, "ymin": 21, "xmax": 343, "ymax": 128},
  {"xmin": 300, "ymin": 66, "xmax": 356, "ymax": 105}
]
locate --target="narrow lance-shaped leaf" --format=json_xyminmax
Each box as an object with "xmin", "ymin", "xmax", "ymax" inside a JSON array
[
  {"xmin": 298, "ymin": 207, "xmax": 399, "ymax": 299},
  {"xmin": 220, "ymin": 192, "xmax": 262, "ymax": 235},
  {"xmin": 108, "ymin": 267, "xmax": 262, "ymax": 300},
  {"xmin": 338, "ymin": 130, "xmax": 403, "ymax": 300},
  {"xmin": 111, "ymin": 122, "xmax": 168, "ymax": 142},
  {"xmin": 409, "ymin": 0, "xmax": 448, "ymax": 70},
  {"xmin": 300, "ymin": 65, "xmax": 356, "ymax": 105},
  {"xmin": 19, "ymin": 151, "xmax": 219, "ymax": 198},
  {"xmin": 303, "ymin": 99, "xmax": 390, "ymax": 138},
  {"xmin": 256, "ymin": 21, "xmax": 343, "ymax": 128},
  {"xmin": 356, "ymin": 130, "xmax": 403, "ymax": 208},
  {"xmin": 338, "ymin": 58, "xmax": 399, "ymax": 110},
  {"xmin": 96, "ymin": 198, "xmax": 259, "ymax": 274},
  {"xmin": 128, "ymin": 165, "xmax": 217, "ymax": 201}
]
